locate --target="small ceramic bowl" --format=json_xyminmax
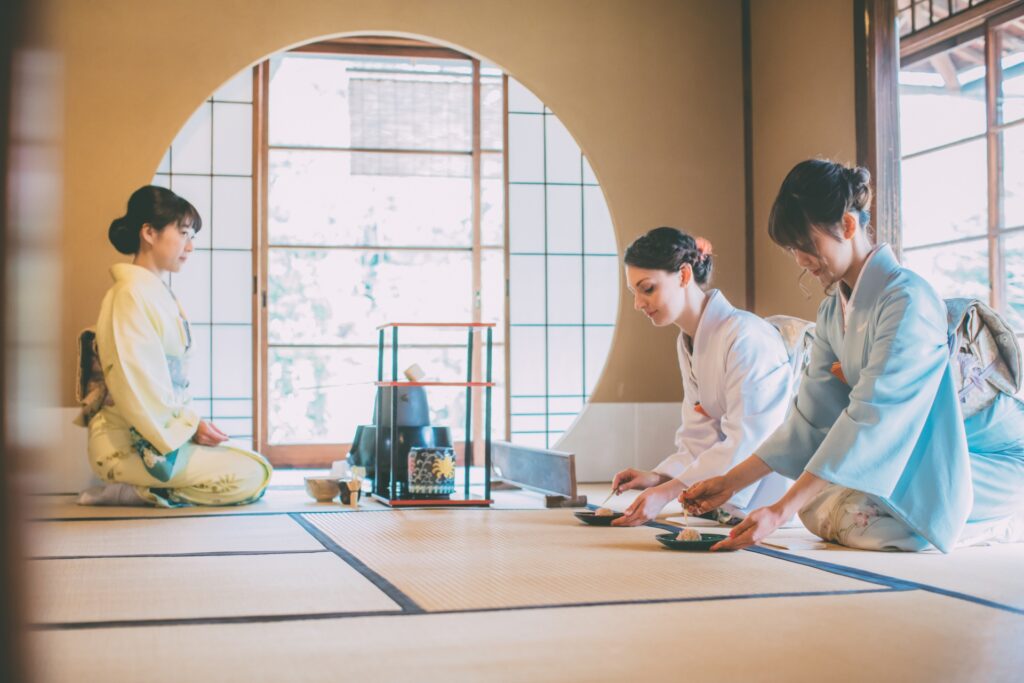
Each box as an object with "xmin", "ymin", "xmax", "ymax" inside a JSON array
[
  {"xmin": 304, "ymin": 476, "xmax": 341, "ymax": 502},
  {"xmin": 655, "ymin": 532, "xmax": 731, "ymax": 551}
]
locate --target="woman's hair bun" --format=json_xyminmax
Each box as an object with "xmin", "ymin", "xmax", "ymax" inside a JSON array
[
  {"xmin": 623, "ymin": 226, "xmax": 713, "ymax": 287},
  {"xmin": 846, "ymin": 166, "xmax": 872, "ymax": 213},
  {"xmin": 108, "ymin": 215, "xmax": 140, "ymax": 254}
]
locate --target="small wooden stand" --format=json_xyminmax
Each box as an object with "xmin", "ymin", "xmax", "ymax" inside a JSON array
[{"xmin": 372, "ymin": 322, "xmax": 494, "ymax": 507}]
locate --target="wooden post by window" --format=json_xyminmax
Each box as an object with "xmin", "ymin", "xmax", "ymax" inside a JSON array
[
  {"xmin": 254, "ymin": 60, "xmax": 270, "ymax": 455},
  {"xmin": 855, "ymin": 0, "xmax": 903, "ymax": 256}
]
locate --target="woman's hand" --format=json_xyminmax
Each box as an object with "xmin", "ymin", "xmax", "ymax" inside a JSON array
[
  {"xmin": 680, "ymin": 475, "xmax": 735, "ymax": 515},
  {"xmin": 679, "ymin": 456, "xmax": 774, "ymax": 515},
  {"xmin": 612, "ymin": 479, "xmax": 685, "ymax": 526},
  {"xmin": 611, "ymin": 468, "xmax": 668, "ymax": 494},
  {"xmin": 706, "ymin": 470, "xmax": 828, "ymax": 551},
  {"xmin": 192, "ymin": 420, "xmax": 229, "ymax": 447},
  {"xmin": 709, "ymin": 504, "xmax": 788, "ymax": 551}
]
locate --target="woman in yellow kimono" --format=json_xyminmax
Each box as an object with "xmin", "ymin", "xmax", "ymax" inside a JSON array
[{"xmin": 78, "ymin": 185, "xmax": 272, "ymax": 507}]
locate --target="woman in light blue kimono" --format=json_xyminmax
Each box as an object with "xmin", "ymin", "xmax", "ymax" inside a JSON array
[
  {"xmin": 682, "ymin": 159, "xmax": 1024, "ymax": 552},
  {"xmin": 78, "ymin": 185, "xmax": 272, "ymax": 507}
]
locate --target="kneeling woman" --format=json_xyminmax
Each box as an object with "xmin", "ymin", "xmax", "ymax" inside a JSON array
[
  {"xmin": 684, "ymin": 159, "xmax": 1024, "ymax": 551},
  {"xmin": 79, "ymin": 186, "xmax": 272, "ymax": 507},
  {"xmin": 611, "ymin": 227, "xmax": 794, "ymax": 526}
]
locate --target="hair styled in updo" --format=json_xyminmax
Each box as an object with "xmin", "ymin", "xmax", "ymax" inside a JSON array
[
  {"xmin": 623, "ymin": 226, "xmax": 713, "ymax": 287},
  {"xmin": 768, "ymin": 159, "xmax": 873, "ymax": 255},
  {"xmin": 108, "ymin": 185, "xmax": 202, "ymax": 255}
]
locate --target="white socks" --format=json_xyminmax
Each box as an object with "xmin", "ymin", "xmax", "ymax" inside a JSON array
[{"xmin": 77, "ymin": 483, "xmax": 148, "ymax": 507}]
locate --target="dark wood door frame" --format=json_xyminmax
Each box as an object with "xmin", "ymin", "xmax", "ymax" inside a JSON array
[{"xmin": 855, "ymin": 0, "xmax": 903, "ymax": 256}]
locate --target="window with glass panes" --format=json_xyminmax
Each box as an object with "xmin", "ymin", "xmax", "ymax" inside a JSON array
[
  {"xmin": 899, "ymin": 2, "xmax": 1024, "ymax": 335},
  {"xmin": 897, "ymin": 0, "xmax": 1000, "ymax": 39},
  {"xmin": 506, "ymin": 80, "xmax": 618, "ymax": 450},
  {"xmin": 152, "ymin": 39, "xmax": 619, "ymax": 466},
  {"xmin": 153, "ymin": 68, "xmax": 255, "ymax": 450},
  {"xmin": 261, "ymin": 50, "xmax": 507, "ymax": 466}
]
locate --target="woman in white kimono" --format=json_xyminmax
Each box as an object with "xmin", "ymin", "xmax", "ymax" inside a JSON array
[
  {"xmin": 610, "ymin": 227, "xmax": 794, "ymax": 526},
  {"xmin": 78, "ymin": 185, "xmax": 272, "ymax": 507},
  {"xmin": 683, "ymin": 159, "xmax": 1024, "ymax": 552}
]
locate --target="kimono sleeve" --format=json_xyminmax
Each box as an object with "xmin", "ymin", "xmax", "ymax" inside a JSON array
[
  {"xmin": 756, "ymin": 298, "xmax": 850, "ymax": 480},
  {"xmin": 805, "ymin": 289, "xmax": 950, "ymax": 497},
  {"xmin": 100, "ymin": 286, "xmax": 200, "ymax": 457},
  {"xmin": 671, "ymin": 329, "xmax": 791, "ymax": 507}
]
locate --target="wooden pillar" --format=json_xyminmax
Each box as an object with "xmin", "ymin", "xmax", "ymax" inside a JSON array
[{"xmin": 855, "ymin": 0, "xmax": 903, "ymax": 256}]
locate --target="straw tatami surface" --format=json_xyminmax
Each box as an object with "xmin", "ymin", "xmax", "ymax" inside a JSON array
[
  {"xmin": 790, "ymin": 543, "xmax": 1024, "ymax": 610},
  {"xmin": 28, "ymin": 515, "xmax": 322, "ymax": 557},
  {"xmin": 303, "ymin": 509, "xmax": 874, "ymax": 611},
  {"xmin": 32, "ymin": 591, "xmax": 1024, "ymax": 683},
  {"xmin": 30, "ymin": 552, "xmax": 401, "ymax": 625},
  {"xmin": 26, "ymin": 475, "xmax": 1024, "ymax": 682}
]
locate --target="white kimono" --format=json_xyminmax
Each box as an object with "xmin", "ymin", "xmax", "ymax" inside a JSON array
[{"xmin": 653, "ymin": 290, "xmax": 793, "ymax": 515}]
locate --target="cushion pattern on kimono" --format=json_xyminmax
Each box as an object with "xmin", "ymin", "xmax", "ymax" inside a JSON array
[{"xmin": 74, "ymin": 327, "xmax": 114, "ymax": 427}]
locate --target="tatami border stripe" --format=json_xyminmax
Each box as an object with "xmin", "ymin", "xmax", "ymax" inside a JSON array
[
  {"xmin": 289, "ymin": 512, "xmax": 425, "ymax": 614},
  {"xmin": 32, "ymin": 511, "xmax": 309, "ymax": 522},
  {"xmin": 30, "ymin": 484, "xmax": 301, "ymax": 497},
  {"xmin": 29, "ymin": 587, "xmax": 896, "ymax": 631},
  {"xmin": 748, "ymin": 545, "xmax": 1024, "ymax": 616},
  {"xmin": 745, "ymin": 545, "xmax": 920, "ymax": 590},
  {"xmin": 28, "ymin": 549, "xmax": 331, "ymax": 561},
  {"xmin": 31, "ymin": 507, "xmax": 552, "ymax": 522},
  {"xmin": 642, "ymin": 514, "xmax": 1024, "ymax": 614},
  {"xmin": 889, "ymin": 584, "xmax": 1024, "ymax": 616},
  {"xmin": 29, "ymin": 609, "xmax": 404, "ymax": 631}
]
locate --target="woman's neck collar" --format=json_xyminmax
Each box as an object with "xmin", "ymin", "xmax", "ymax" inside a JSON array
[
  {"xmin": 132, "ymin": 253, "xmax": 165, "ymax": 278},
  {"xmin": 673, "ymin": 287, "xmax": 710, "ymax": 338},
  {"xmin": 839, "ymin": 235, "xmax": 877, "ymax": 293}
]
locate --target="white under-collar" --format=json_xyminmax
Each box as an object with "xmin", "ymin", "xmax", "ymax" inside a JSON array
[
  {"xmin": 839, "ymin": 244, "xmax": 884, "ymax": 331},
  {"xmin": 690, "ymin": 289, "xmax": 733, "ymax": 357},
  {"xmin": 110, "ymin": 262, "xmax": 165, "ymax": 286}
]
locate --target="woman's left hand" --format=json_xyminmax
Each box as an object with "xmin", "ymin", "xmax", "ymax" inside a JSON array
[
  {"xmin": 612, "ymin": 481, "xmax": 681, "ymax": 526},
  {"xmin": 193, "ymin": 419, "xmax": 229, "ymax": 447},
  {"xmin": 710, "ymin": 504, "xmax": 787, "ymax": 551}
]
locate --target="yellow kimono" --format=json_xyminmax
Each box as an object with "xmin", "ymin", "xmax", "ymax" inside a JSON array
[{"xmin": 85, "ymin": 263, "xmax": 271, "ymax": 506}]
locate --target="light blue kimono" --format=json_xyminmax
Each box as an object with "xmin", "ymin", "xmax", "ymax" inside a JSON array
[{"xmin": 757, "ymin": 245, "xmax": 1024, "ymax": 552}]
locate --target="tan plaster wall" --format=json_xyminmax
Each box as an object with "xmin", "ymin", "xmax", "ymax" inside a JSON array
[
  {"xmin": 750, "ymin": 0, "xmax": 857, "ymax": 322},
  {"xmin": 53, "ymin": 0, "xmax": 856, "ymax": 406}
]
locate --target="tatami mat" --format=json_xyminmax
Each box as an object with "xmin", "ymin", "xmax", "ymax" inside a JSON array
[
  {"xmin": 29, "ymin": 515, "xmax": 322, "ymax": 558},
  {"xmin": 29, "ymin": 552, "xmax": 400, "ymax": 625},
  {"xmin": 787, "ymin": 543, "xmax": 1024, "ymax": 611},
  {"xmin": 32, "ymin": 489, "xmax": 388, "ymax": 520},
  {"xmin": 303, "ymin": 509, "xmax": 876, "ymax": 611},
  {"xmin": 33, "ymin": 485, "xmax": 551, "ymax": 520},
  {"xmin": 32, "ymin": 590, "xmax": 1024, "ymax": 683}
]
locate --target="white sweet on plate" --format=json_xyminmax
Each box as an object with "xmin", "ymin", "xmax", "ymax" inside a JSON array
[
  {"xmin": 676, "ymin": 527, "xmax": 702, "ymax": 541},
  {"xmin": 594, "ymin": 507, "xmax": 615, "ymax": 517}
]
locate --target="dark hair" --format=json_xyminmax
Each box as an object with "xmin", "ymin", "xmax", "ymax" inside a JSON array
[
  {"xmin": 623, "ymin": 226, "xmax": 713, "ymax": 286},
  {"xmin": 108, "ymin": 185, "xmax": 202, "ymax": 255},
  {"xmin": 768, "ymin": 159, "xmax": 872, "ymax": 255}
]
